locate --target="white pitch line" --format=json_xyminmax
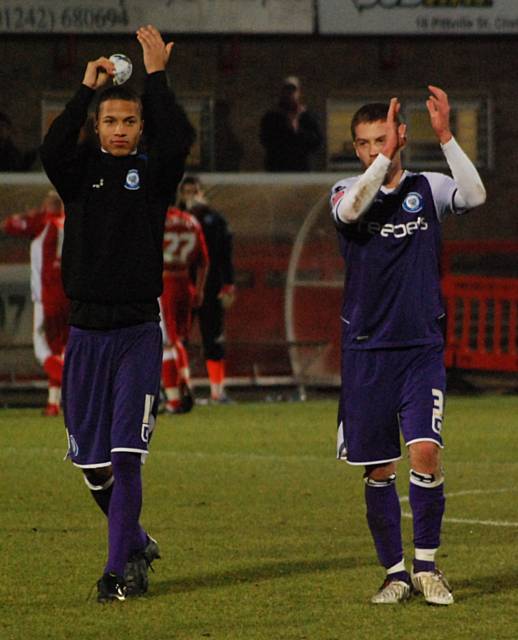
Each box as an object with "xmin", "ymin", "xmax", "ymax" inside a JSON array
[
  {"xmin": 3, "ymin": 447, "xmax": 518, "ymax": 527},
  {"xmin": 402, "ymin": 512, "xmax": 518, "ymax": 528},
  {"xmin": 401, "ymin": 487, "xmax": 518, "ymax": 528},
  {"xmin": 399, "ymin": 487, "xmax": 517, "ymax": 504}
]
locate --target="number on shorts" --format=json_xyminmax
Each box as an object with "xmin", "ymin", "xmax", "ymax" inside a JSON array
[
  {"xmin": 432, "ymin": 388, "xmax": 444, "ymax": 435},
  {"xmin": 141, "ymin": 393, "xmax": 154, "ymax": 443}
]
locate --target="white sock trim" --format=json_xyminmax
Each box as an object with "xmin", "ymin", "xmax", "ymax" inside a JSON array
[
  {"xmin": 409, "ymin": 468, "xmax": 444, "ymax": 488},
  {"xmin": 210, "ymin": 382, "xmax": 223, "ymax": 399},
  {"xmin": 387, "ymin": 559, "xmax": 406, "ymax": 575},
  {"xmin": 48, "ymin": 386, "xmax": 61, "ymax": 405},
  {"xmin": 165, "ymin": 387, "xmax": 181, "ymax": 402},
  {"xmin": 83, "ymin": 474, "xmax": 114, "ymax": 492},
  {"xmin": 415, "ymin": 548, "xmax": 438, "ymax": 563},
  {"xmin": 364, "ymin": 473, "xmax": 397, "ymax": 488}
]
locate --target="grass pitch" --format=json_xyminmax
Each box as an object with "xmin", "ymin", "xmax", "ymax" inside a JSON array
[{"xmin": 1, "ymin": 395, "xmax": 518, "ymax": 639}]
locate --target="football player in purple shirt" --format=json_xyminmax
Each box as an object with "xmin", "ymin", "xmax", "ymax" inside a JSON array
[{"xmin": 330, "ymin": 87, "xmax": 486, "ymax": 605}]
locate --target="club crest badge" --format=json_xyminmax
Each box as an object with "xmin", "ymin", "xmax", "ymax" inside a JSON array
[
  {"xmin": 402, "ymin": 192, "xmax": 423, "ymax": 213},
  {"xmin": 124, "ymin": 169, "xmax": 140, "ymax": 190}
]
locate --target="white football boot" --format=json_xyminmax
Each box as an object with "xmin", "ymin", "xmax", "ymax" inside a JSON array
[
  {"xmin": 411, "ymin": 569, "xmax": 454, "ymax": 605},
  {"xmin": 371, "ymin": 577, "xmax": 411, "ymax": 604}
]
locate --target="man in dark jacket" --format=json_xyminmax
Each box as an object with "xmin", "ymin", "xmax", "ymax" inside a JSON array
[
  {"xmin": 40, "ymin": 25, "xmax": 194, "ymax": 603},
  {"xmin": 178, "ymin": 176, "xmax": 235, "ymax": 402},
  {"xmin": 260, "ymin": 76, "xmax": 322, "ymax": 172}
]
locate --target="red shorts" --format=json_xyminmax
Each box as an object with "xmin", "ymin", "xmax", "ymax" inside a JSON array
[
  {"xmin": 43, "ymin": 298, "xmax": 70, "ymax": 354},
  {"xmin": 160, "ymin": 274, "xmax": 194, "ymax": 342}
]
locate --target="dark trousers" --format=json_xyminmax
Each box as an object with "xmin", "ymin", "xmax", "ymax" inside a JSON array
[{"xmin": 197, "ymin": 294, "xmax": 225, "ymax": 361}]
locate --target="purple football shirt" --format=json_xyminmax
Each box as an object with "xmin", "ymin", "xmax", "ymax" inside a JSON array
[{"xmin": 330, "ymin": 171, "xmax": 466, "ymax": 350}]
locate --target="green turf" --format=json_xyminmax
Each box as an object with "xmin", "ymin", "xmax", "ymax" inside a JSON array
[{"xmin": 1, "ymin": 396, "xmax": 518, "ymax": 639}]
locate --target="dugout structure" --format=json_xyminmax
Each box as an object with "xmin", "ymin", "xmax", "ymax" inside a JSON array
[{"xmin": 0, "ymin": 173, "xmax": 517, "ymax": 393}]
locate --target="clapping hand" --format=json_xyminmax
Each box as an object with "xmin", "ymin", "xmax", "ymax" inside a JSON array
[
  {"xmin": 136, "ymin": 25, "xmax": 174, "ymax": 74},
  {"xmin": 426, "ymin": 85, "xmax": 453, "ymax": 145}
]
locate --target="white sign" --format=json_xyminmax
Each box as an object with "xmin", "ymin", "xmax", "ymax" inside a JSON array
[
  {"xmin": 318, "ymin": 0, "xmax": 518, "ymax": 35},
  {"xmin": 0, "ymin": 0, "xmax": 313, "ymax": 34}
]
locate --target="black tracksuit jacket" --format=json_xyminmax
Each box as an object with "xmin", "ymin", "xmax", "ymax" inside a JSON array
[{"xmin": 40, "ymin": 71, "xmax": 194, "ymax": 329}]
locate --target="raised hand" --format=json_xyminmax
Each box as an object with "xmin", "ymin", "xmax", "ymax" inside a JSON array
[
  {"xmin": 426, "ymin": 85, "xmax": 452, "ymax": 144},
  {"xmin": 82, "ymin": 57, "xmax": 115, "ymax": 90},
  {"xmin": 136, "ymin": 25, "xmax": 174, "ymax": 74},
  {"xmin": 382, "ymin": 97, "xmax": 407, "ymax": 160}
]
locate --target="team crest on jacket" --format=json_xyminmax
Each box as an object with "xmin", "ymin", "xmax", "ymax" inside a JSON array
[
  {"xmin": 124, "ymin": 169, "xmax": 140, "ymax": 190},
  {"xmin": 402, "ymin": 192, "xmax": 423, "ymax": 213}
]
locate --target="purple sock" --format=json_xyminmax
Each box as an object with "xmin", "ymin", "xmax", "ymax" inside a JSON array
[
  {"xmin": 131, "ymin": 527, "xmax": 149, "ymax": 555},
  {"xmin": 389, "ymin": 570, "xmax": 410, "ymax": 583},
  {"xmin": 90, "ymin": 484, "xmax": 113, "ymax": 516},
  {"xmin": 409, "ymin": 472, "xmax": 445, "ymax": 573},
  {"xmin": 104, "ymin": 452, "xmax": 146, "ymax": 576},
  {"xmin": 413, "ymin": 559, "xmax": 436, "ymax": 573},
  {"xmin": 89, "ymin": 477, "xmax": 148, "ymax": 553},
  {"xmin": 365, "ymin": 475, "xmax": 404, "ymax": 570}
]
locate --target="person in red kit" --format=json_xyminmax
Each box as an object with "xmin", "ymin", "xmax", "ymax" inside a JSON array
[
  {"xmin": 160, "ymin": 205, "xmax": 209, "ymax": 413},
  {"xmin": 1, "ymin": 190, "xmax": 70, "ymax": 415}
]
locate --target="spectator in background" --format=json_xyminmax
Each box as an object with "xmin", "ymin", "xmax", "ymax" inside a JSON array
[
  {"xmin": 178, "ymin": 176, "xmax": 235, "ymax": 403},
  {"xmin": 1, "ymin": 190, "xmax": 69, "ymax": 415},
  {"xmin": 259, "ymin": 76, "xmax": 322, "ymax": 172},
  {"xmin": 0, "ymin": 111, "xmax": 37, "ymax": 171}
]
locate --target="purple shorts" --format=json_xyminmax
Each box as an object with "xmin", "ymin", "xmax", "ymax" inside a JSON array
[
  {"xmin": 62, "ymin": 322, "xmax": 162, "ymax": 468},
  {"xmin": 337, "ymin": 344, "xmax": 446, "ymax": 465}
]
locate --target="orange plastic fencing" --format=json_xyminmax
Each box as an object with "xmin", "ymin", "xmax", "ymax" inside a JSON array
[{"xmin": 442, "ymin": 241, "xmax": 518, "ymax": 372}]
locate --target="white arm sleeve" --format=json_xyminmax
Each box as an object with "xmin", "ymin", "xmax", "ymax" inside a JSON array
[
  {"xmin": 332, "ymin": 154, "xmax": 392, "ymax": 224},
  {"xmin": 441, "ymin": 136, "xmax": 486, "ymax": 211}
]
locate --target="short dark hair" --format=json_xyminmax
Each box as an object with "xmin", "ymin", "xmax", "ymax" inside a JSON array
[
  {"xmin": 95, "ymin": 86, "xmax": 142, "ymax": 119},
  {"xmin": 180, "ymin": 175, "xmax": 201, "ymax": 190},
  {"xmin": 350, "ymin": 103, "xmax": 402, "ymax": 140}
]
